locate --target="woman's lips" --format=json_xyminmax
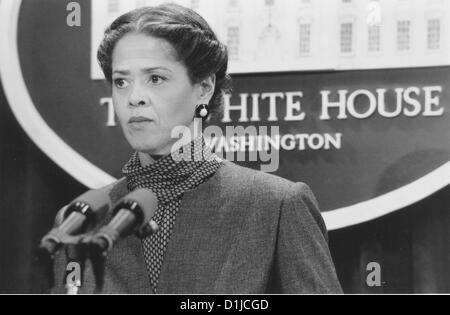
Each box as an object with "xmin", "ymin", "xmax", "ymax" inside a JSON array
[
  {"xmin": 128, "ymin": 116, "xmax": 153, "ymax": 123},
  {"xmin": 128, "ymin": 116, "xmax": 154, "ymax": 129}
]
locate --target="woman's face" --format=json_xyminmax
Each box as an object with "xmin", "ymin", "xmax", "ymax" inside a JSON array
[{"xmin": 111, "ymin": 33, "xmax": 211, "ymax": 155}]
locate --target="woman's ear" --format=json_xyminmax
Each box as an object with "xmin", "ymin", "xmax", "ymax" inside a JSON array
[{"xmin": 197, "ymin": 74, "xmax": 216, "ymax": 104}]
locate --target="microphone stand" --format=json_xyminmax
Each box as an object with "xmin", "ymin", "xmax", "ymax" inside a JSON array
[
  {"xmin": 62, "ymin": 233, "xmax": 110, "ymax": 294},
  {"xmin": 81, "ymin": 234, "xmax": 107, "ymax": 294},
  {"xmin": 35, "ymin": 231, "xmax": 88, "ymax": 294}
]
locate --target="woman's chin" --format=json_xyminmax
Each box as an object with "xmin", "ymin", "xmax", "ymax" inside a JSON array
[
  {"xmin": 129, "ymin": 141, "xmax": 168, "ymax": 155},
  {"xmin": 127, "ymin": 140, "xmax": 156, "ymax": 153},
  {"xmin": 126, "ymin": 133, "xmax": 178, "ymax": 154}
]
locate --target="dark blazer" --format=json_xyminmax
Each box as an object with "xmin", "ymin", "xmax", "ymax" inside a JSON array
[{"xmin": 54, "ymin": 160, "xmax": 342, "ymax": 294}]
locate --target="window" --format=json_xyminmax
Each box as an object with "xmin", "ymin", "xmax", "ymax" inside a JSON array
[
  {"xmin": 397, "ymin": 20, "xmax": 411, "ymax": 51},
  {"xmin": 368, "ymin": 24, "xmax": 381, "ymax": 52},
  {"xmin": 227, "ymin": 26, "xmax": 240, "ymax": 60},
  {"xmin": 340, "ymin": 22, "xmax": 353, "ymax": 53},
  {"xmin": 427, "ymin": 19, "xmax": 441, "ymax": 50},
  {"xmin": 299, "ymin": 23, "xmax": 311, "ymax": 54}
]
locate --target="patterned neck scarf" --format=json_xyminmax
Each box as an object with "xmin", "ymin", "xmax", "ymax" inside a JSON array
[{"xmin": 122, "ymin": 136, "xmax": 222, "ymax": 293}]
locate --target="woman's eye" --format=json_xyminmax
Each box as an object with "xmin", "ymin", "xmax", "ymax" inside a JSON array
[
  {"xmin": 114, "ymin": 78, "xmax": 129, "ymax": 89},
  {"xmin": 149, "ymin": 75, "xmax": 165, "ymax": 85}
]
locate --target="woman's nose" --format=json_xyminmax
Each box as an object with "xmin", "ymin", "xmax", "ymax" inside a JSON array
[{"xmin": 128, "ymin": 85, "xmax": 148, "ymax": 107}]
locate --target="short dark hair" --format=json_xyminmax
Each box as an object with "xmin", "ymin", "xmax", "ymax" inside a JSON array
[{"xmin": 97, "ymin": 3, "xmax": 232, "ymax": 119}]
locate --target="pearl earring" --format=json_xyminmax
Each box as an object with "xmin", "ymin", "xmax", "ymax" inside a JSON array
[{"xmin": 195, "ymin": 104, "xmax": 209, "ymax": 120}]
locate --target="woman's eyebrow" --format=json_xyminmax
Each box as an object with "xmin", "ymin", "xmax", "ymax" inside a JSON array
[
  {"xmin": 112, "ymin": 69, "xmax": 130, "ymax": 76},
  {"xmin": 141, "ymin": 67, "xmax": 172, "ymax": 73},
  {"xmin": 112, "ymin": 67, "xmax": 172, "ymax": 75}
]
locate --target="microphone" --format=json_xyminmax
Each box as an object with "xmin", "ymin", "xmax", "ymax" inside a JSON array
[
  {"xmin": 38, "ymin": 188, "xmax": 111, "ymax": 257},
  {"xmin": 88, "ymin": 188, "xmax": 158, "ymax": 254}
]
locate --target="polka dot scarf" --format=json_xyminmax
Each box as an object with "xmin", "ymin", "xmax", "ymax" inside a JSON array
[{"xmin": 122, "ymin": 137, "xmax": 222, "ymax": 293}]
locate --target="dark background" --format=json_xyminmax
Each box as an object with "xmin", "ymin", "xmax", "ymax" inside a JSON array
[{"xmin": 1, "ymin": 80, "xmax": 450, "ymax": 293}]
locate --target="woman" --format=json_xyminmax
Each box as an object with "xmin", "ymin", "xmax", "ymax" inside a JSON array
[{"xmin": 55, "ymin": 3, "xmax": 342, "ymax": 294}]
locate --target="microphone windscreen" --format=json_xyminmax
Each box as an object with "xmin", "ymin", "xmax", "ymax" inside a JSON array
[
  {"xmin": 71, "ymin": 189, "xmax": 111, "ymax": 219},
  {"xmin": 119, "ymin": 188, "xmax": 158, "ymax": 224}
]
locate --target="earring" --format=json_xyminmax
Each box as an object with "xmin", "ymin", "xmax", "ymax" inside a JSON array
[{"xmin": 195, "ymin": 104, "xmax": 209, "ymax": 120}]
